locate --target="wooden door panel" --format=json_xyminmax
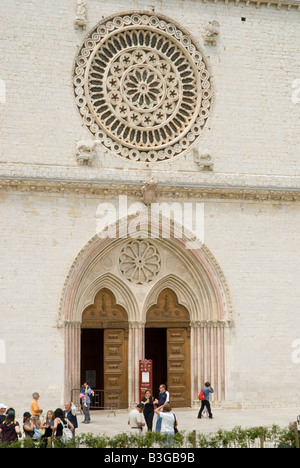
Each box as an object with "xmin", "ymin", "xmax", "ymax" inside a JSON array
[
  {"xmin": 104, "ymin": 329, "xmax": 128, "ymax": 409},
  {"xmin": 167, "ymin": 328, "xmax": 190, "ymax": 407}
]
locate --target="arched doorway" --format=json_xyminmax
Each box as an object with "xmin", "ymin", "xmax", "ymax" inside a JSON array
[
  {"xmin": 60, "ymin": 214, "xmax": 233, "ymax": 407},
  {"xmin": 145, "ymin": 288, "xmax": 191, "ymax": 407},
  {"xmin": 81, "ymin": 288, "xmax": 129, "ymax": 409}
]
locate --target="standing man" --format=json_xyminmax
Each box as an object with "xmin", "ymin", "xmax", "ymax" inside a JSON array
[
  {"xmin": 155, "ymin": 384, "xmax": 170, "ymax": 432},
  {"xmin": 128, "ymin": 403, "xmax": 145, "ymax": 435},
  {"xmin": 80, "ymin": 382, "xmax": 93, "ymax": 424},
  {"xmin": 197, "ymin": 382, "xmax": 214, "ymax": 419},
  {"xmin": 64, "ymin": 402, "xmax": 78, "ymax": 436},
  {"xmin": 31, "ymin": 393, "xmax": 43, "ymax": 427}
]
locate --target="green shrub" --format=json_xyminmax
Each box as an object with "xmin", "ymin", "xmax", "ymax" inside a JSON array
[{"xmin": 0, "ymin": 424, "xmax": 297, "ymax": 448}]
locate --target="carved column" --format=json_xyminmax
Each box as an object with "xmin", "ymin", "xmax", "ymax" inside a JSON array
[
  {"xmin": 191, "ymin": 321, "xmax": 226, "ymax": 405},
  {"xmin": 64, "ymin": 322, "xmax": 81, "ymax": 401},
  {"xmin": 128, "ymin": 322, "xmax": 145, "ymax": 406}
]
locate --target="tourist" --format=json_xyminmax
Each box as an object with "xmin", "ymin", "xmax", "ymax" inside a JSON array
[
  {"xmin": 0, "ymin": 410, "xmax": 22, "ymax": 446},
  {"xmin": 23, "ymin": 412, "xmax": 35, "ymax": 438},
  {"xmin": 128, "ymin": 403, "xmax": 145, "ymax": 435},
  {"xmin": 0, "ymin": 404, "xmax": 7, "ymax": 424},
  {"xmin": 80, "ymin": 382, "xmax": 93, "ymax": 424},
  {"xmin": 197, "ymin": 382, "xmax": 214, "ymax": 419},
  {"xmin": 141, "ymin": 389, "xmax": 157, "ymax": 432},
  {"xmin": 64, "ymin": 401, "xmax": 78, "ymax": 436},
  {"xmin": 155, "ymin": 384, "xmax": 170, "ymax": 432},
  {"xmin": 31, "ymin": 392, "xmax": 43, "ymax": 427},
  {"xmin": 53, "ymin": 408, "xmax": 74, "ymax": 441},
  {"xmin": 154, "ymin": 403, "xmax": 177, "ymax": 447},
  {"xmin": 40, "ymin": 410, "xmax": 55, "ymax": 448}
]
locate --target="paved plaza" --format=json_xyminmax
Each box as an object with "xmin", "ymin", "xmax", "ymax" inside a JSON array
[{"xmin": 76, "ymin": 407, "xmax": 300, "ymax": 438}]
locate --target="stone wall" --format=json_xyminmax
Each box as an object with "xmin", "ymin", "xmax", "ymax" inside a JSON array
[{"xmin": 0, "ymin": 0, "xmax": 299, "ymax": 413}]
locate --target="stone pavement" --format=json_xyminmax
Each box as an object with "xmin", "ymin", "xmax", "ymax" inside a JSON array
[{"xmin": 77, "ymin": 407, "xmax": 300, "ymax": 438}]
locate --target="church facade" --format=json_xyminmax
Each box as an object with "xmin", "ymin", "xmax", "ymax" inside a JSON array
[{"xmin": 1, "ymin": 0, "xmax": 300, "ymax": 413}]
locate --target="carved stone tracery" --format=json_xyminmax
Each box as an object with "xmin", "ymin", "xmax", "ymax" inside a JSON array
[
  {"xmin": 146, "ymin": 288, "xmax": 190, "ymax": 328},
  {"xmin": 81, "ymin": 288, "xmax": 129, "ymax": 329},
  {"xmin": 73, "ymin": 11, "xmax": 213, "ymax": 162}
]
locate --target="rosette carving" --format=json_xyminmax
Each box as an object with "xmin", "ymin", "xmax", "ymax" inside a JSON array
[{"xmin": 119, "ymin": 240, "xmax": 161, "ymax": 284}]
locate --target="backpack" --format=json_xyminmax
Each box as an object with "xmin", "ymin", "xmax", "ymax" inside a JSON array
[
  {"xmin": 198, "ymin": 390, "xmax": 206, "ymax": 401},
  {"xmin": 59, "ymin": 419, "xmax": 73, "ymax": 444}
]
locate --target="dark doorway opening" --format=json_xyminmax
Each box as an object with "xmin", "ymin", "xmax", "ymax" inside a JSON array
[
  {"xmin": 145, "ymin": 328, "xmax": 167, "ymax": 399},
  {"xmin": 80, "ymin": 329, "xmax": 104, "ymax": 389}
]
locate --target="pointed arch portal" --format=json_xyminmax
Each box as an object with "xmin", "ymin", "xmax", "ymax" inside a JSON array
[{"xmin": 60, "ymin": 215, "xmax": 233, "ymax": 407}]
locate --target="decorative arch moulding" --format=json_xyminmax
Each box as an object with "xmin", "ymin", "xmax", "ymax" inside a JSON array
[{"xmin": 57, "ymin": 219, "xmax": 233, "ymax": 328}]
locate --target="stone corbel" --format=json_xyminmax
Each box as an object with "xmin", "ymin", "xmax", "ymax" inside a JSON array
[
  {"xmin": 203, "ymin": 20, "xmax": 220, "ymax": 46},
  {"xmin": 141, "ymin": 178, "xmax": 158, "ymax": 206},
  {"xmin": 193, "ymin": 148, "xmax": 214, "ymax": 172},
  {"xmin": 76, "ymin": 139, "xmax": 97, "ymax": 166},
  {"xmin": 74, "ymin": 0, "xmax": 87, "ymax": 30}
]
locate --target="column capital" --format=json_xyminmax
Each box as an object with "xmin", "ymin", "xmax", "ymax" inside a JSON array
[{"xmin": 129, "ymin": 321, "xmax": 146, "ymax": 329}]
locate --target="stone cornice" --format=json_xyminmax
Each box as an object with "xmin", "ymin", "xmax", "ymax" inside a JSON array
[
  {"xmin": 0, "ymin": 175, "xmax": 300, "ymax": 202},
  {"xmin": 200, "ymin": 0, "xmax": 300, "ymax": 11}
]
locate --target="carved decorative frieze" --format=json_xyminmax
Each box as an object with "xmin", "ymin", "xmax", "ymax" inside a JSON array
[
  {"xmin": 0, "ymin": 176, "xmax": 299, "ymax": 203},
  {"xmin": 201, "ymin": 0, "xmax": 300, "ymax": 11}
]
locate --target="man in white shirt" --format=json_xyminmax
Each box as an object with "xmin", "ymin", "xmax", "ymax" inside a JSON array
[
  {"xmin": 155, "ymin": 384, "xmax": 170, "ymax": 432},
  {"xmin": 128, "ymin": 403, "xmax": 145, "ymax": 435}
]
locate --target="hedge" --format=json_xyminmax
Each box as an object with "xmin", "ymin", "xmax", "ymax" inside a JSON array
[{"xmin": 0, "ymin": 424, "xmax": 298, "ymax": 449}]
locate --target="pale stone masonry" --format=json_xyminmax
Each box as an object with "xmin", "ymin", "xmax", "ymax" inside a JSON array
[{"xmin": 0, "ymin": 0, "xmax": 299, "ymax": 414}]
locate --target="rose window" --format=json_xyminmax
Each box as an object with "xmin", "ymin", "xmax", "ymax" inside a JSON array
[{"xmin": 73, "ymin": 12, "xmax": 213, "ymax": 162}]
